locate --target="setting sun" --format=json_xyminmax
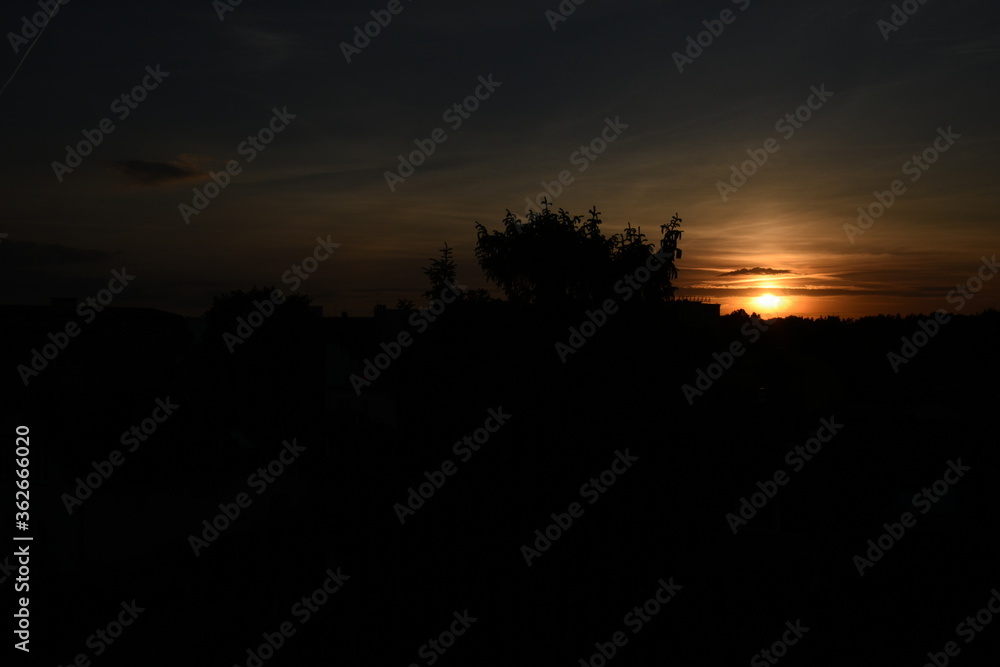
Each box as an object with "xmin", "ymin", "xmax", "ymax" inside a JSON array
[{"xmin": 756, "ymin": 293, "xmax": 781, "ymax": 309}]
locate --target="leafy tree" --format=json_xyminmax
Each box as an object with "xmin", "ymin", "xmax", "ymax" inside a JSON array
[
  {"xmin": 473, "ymin": 200, "xmax": 682, "ymax": 309},
  {"xmin": 421, "ymin": 242, "xmax": 492, "ymax": 304},
  {"xmin": 422, "ymin": 242, "xmax": 458, "ymax": 300}
]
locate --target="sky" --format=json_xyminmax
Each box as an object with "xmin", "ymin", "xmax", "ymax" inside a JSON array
[{"xmin": 2, "ymin": 0, "xmax": 998, "ymax": 319}]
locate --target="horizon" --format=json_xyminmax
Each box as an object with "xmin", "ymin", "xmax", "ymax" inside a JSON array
[
  {"xmin": 5, "ymin": 291, "xmax": 1000, "ymax": 323},
  {"xmin": 5, "ymin": 1, "xmax": 1000, "ymax": 663},
  {"xmin": 2, "ymin": 0, "xmax": 997, "ymax": 320}
]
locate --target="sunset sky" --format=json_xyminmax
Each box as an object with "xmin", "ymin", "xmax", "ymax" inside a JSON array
[{"xmin": 2, "ymin": 0, "xmax": 998, "ymax": 319}]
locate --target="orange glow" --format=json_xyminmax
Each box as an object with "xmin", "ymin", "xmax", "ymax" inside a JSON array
[
  {"xmin": 739, "ymin": 292, "xmax": 793, "ymax": 315},
  {"xmin": 756, "ymin": 293, "xmax": 781, "ymax": 309}
]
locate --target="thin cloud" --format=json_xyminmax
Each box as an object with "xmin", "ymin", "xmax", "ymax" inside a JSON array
[
  {"xmin": 112, "ymin": 156, "xmax": 205, "ymax": 185},
  {"xmin": 718, "ymin": 267, "xmax": 795, "ymax": 277},
  {"xmin": 683, "ymin": 287, "xmax": 929, "ymax": 298}
]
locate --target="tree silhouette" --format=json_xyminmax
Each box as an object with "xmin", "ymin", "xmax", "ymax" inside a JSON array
[
  {"xmin": 420, "ymin": 242, "xmax": 491, "ymax": 303},
  {"xmin": 473, "ymin": 200, "xmax": 682, "ymax": 310},
  {"xmin": 421, "ymin": 242, "xmax": 458, "ymax": 300}
]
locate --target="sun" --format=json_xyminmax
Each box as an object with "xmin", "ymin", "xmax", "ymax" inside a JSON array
[{"xmin": 755, "ymin": 293, "xmax": 781, "ymax": 309}]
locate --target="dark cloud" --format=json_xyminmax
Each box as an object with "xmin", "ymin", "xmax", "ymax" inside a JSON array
[
  {"xmin": 112, "ymin": 157, "xmax": 204, "ymax": 186},
  {"xmin": 0, "ymin": 241, "xmax": 116, "ymax": 268},
  {"xmin": 718, "ymin": 267, "xmax": 794, "ymax": 277}
]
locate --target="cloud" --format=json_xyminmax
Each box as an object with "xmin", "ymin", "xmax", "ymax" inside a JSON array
[
  {"xmin": 0, "ymin": 241, "xmax": 116, "ymax": 268},
  {"xmin": 112, "ymin": 156, "xmax": 205, "ymax": 185},
  {"xmin": 682, "ymin": 286, "xmax": 925, "ymax": 298},
  {"xmin": 718, "ymin": 267, "xmax": 795, "ymax": 277}
]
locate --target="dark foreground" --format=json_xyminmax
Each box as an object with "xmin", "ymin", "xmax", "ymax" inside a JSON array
[{"xmin": 4, "ymin": 303, "xmax": 999, "ymax": 666}]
